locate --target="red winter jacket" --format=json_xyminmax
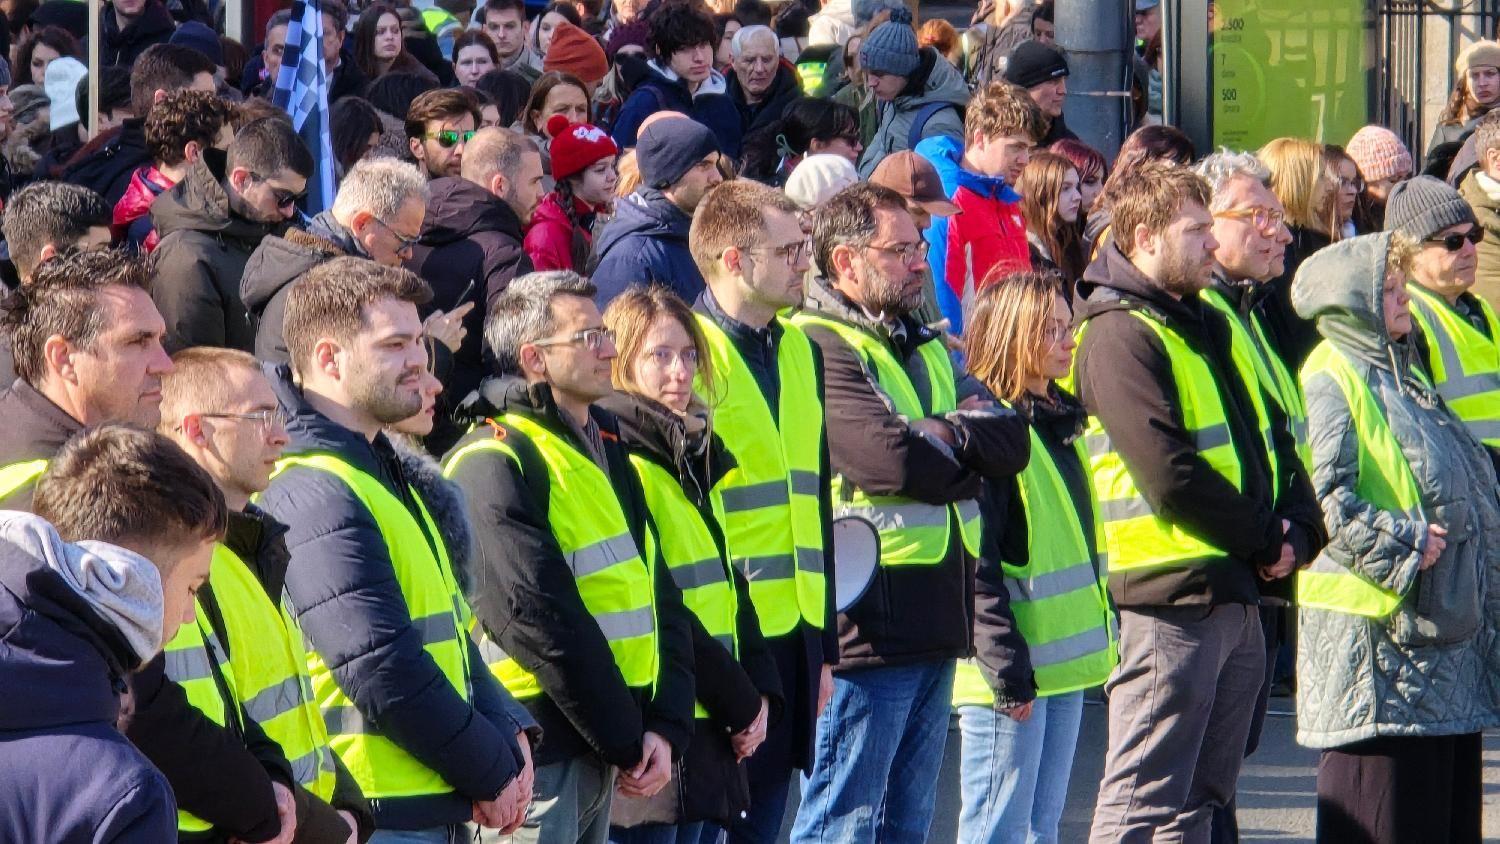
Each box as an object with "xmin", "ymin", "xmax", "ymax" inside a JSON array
[
  {"xmin": 524, "ymin": 192, "xmax": 605, "ymax": 272},
  {"xmin": 112, "ymin": 165, "xmax": 173, "ymax": 253}
]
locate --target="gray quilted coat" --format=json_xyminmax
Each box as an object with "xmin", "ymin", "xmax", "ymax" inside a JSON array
[{"xmin": 1291, "ymin": 233, "xmax": 1500, "ymax": 749}]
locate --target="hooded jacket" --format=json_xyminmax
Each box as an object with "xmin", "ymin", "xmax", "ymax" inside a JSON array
[
  {"xmin": 0, "ymin": 518, "xmax": 176, "ymax": 843},
  {"xmin": 150, "ymin": 150, "xmax": 274, "ymax": 353},
  {"xmin": 591, "ymin": 189, "xmax": 703, "ymax": 307},
  {"xmin": 1072, "ymin": 244, "xmax": 1287, "ymax": 608},
  {"xmin": 0, "ymin": 378, "xmax": 83, "ymax": 511},
  {"xmin": 241, "ymin": 224, "xmax": 349, "ymax": 364},
  {"xmin": 113, "ymin": 164, "xmax": 173, "ymax": 252},
  {"xmin": 523, "ymin": 191, "xmax": 601, "ymax": 274},
  {"xmin": 915, "ymin": 133, "xmax": 1031, "ymax": 335},
  {"xmin": 60, "ymin": 117, "xmax": 150, "ymax": 206},
  {"xmin": 596, "ymin": 391, "xmax": 783, "ymax": 824},
  {"xmin": 405, "ymin": 176, "xmax": 534, "ymax": 450},
  {"xmin": 100, "ymin": 0, "xmax": 176, "ymax": 66},
  {"xmin": 256, "ymin": 364, "xmax": 533, "ymax": 831},
  {"xmin": 808, "ymin": 0, "xmax": 855, "ymax": 46},
  {"xmin": 1290, "ymin": 233, "xmax": 1500, "ymax": 748},
  {"xmin": 857, "ymin": 48, "xmax": 969, "ymax": 178},
  {"xmin": 611, "ymin": 61, "xmax": 744, "ymax": 158},
  {"xmin": 729, "ymin": 61, "xmax": 803, "ymax": 137},
  {"xmin": 1460, "ymin": 170, "xmax": 1500, "ymax": 313},
  {"xmin": 798, "ymin": 276, "xmax": 1031, "ymax": 669},
  {"xmin": 443, "ymin": 377, "xmax": 697, "ymax": 769}
]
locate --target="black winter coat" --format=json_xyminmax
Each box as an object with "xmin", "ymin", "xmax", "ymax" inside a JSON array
[
  {"xmin": 149, "ymin": 150, "xmax": 273, "ymax": 353},
  {"xmin": 797, "ymin": 277, "xmax": 1031, "ymax": 670},
  {"xmin": 443, "ymin": 377, "xmax": 698, "ymax": 770},
  {"xmin": 597, "ymin": 391, "xmax": 784, "ymax": 824},
  {"xmin": 729, "ymin": 62, "xmax": 802, "ymax": 136},
  {"xmin": 0, "ymin": 378, "xmax": 82, "ymax": 511},
  {"xmin": 1258, "ymin": 225, "xmax": 1333, "ymax": 373},
  {"xmin": 99, "ymin": 0, "xmax": 176, "ymax": 66},
  {"xmin": 59, "ymin": 117, "xmax": 149, "ymax": 206},
  {"xmin": 405, "ymin": 177, "xmax": 533, "ymax": 452},
  {"xmin": 257, "ymin": 364, "xmax": 532, "ymax": 831},
  {"xmin": 241, "ymin": 225, "xmax": 348, "ymax": 364}
]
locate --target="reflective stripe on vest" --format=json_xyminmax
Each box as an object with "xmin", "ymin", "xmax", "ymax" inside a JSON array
[
  {"xmin": 952, "ymin": 417, "xmax": 1117, "ymax": 707},
  {"xmin": 631, "ymin": 454, "xmax": 739, "ymax": 719},
  {"xmin": 696, "ymin": 315, "xmax": 826, "ymax": 635},
  {"xmin": 162, "ymin": 606, "xmax": 238, "ymax": 832},
  {"xmin": 1294, "ymin": 342, "xmax": 1413, "ymax": 617},
  {"xmin": 790, "ymin": 313, "xmax": 982, "ymax": 563},
  {"xmin": 1201, "ymin": 287, "xmax": 1309, "ymax": 471},
  {"xmin": 1406, "ymin": 284, "xmax": 1500, "ymax": 446},
  {"xmin": 211, "ymin": 544, "xmax": 338, "ymax": 801},
  {"xmin": 443, "ymin": 413, "xmax": 660, "ymax": 700},
  {"xmin": 1076, "ymin": 311, "xmax": 1247, "ymax": 572},
  {"xmin": 0, "ymin": 458, "xmax": 46, "ymax": 500},
  {"xmin": 272, "ymin": 453, "xmax": 473, "ymax": 800}
]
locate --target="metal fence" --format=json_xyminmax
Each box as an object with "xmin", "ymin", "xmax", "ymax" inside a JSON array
[{"xmin": 1377, "ymin": 0, "xmax": 1500, "ymax": 159}]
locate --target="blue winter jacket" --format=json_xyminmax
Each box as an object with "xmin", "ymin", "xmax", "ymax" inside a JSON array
[
  {"xmin": 590, "ymin": 189, "xmax": 705, "ymax": 307},
  {"xmin": 0, "ymin": 536, "xmax": 177, "ymax": 842},
  {"xmin": 610, "ymin": 62, "xmax": 744, "ymax": 159},
  {"xmin": 257, "ymin": 363, "xmax": 536, "ymax": 831}
]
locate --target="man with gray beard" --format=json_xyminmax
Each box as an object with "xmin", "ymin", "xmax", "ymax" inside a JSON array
[
  {"xmin": 1073, "ymin": 161, "xmax": 1294, "ymax": 842},
  {"xmin": 257, "ymin": 257, "xmax": 538, "ymax": 840},
  {"xmin": 790, "ymin": 183, "xmax": 1030, "ymax": 843}
]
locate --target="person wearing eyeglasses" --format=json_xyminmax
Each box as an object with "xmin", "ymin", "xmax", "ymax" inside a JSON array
[
  {"xmin": 407, "ymin": 88, "xmax": 480, "ymax": 180},
  {"xmin": 789, "ymin": 183, "xmax": 1030, "ymax": 844},
  {"xmin": 1196, "ymin": 150, "xmax": 1327, "ymax": 842},
  {"xmin": 156, "ymin": 347, "xmax": 377, "ymax": 844},
  {"xmin": 150, "ymin": 116, "xmax": 313, "ymax": 354},
  {"xmin": 1384, "ymin": 176, "xmax": 1500, "ymax": 470},
  {"xmin": 442, "ymin": 270, "xmax": 697, "ymax": 844}
]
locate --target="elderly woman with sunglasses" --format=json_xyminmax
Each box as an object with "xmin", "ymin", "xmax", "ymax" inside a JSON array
[{"xmin": 1382, "ymin": 176, "xmax": 1500, "ymax": 470}]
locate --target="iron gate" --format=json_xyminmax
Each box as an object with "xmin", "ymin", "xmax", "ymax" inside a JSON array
[{"xmin": 1378, "ymin": 0, "xmax": 1500, "ymax": 158}]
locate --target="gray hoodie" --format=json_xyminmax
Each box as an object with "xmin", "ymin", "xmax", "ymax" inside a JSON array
[
  {"xmin": 1290, "ymin": 234, "xmax": 1500, "ymax": 748},
  {"xmin": 857, "ymin": 48, "xmax": 969, "ymax": 178}
]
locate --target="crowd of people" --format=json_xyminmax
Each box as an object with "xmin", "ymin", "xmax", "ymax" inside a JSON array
[{"xmin": 5, "ymin": 0, "xmax": 1500, "ymax": 843}]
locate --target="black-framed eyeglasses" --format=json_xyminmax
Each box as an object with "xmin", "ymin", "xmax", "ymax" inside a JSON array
[
  {"xmin": 747, "ymin": 239, "xmax": 812, "ymax": 268},
  {"xmin": 534, "ymin": 327, "xmax": 616, "ymax": 352},
  {"xmin": 865, "ymin": 240, "xmax": 929, "ymax": 264},
  {"xmin": 429, "ymin": 129, "xmax": 476, "ymax": 148},
  {"xmin": 251, "ymin": 173, "xmax": 307, "ymax": 210},
  {"xmin": 372, "ymin": 217, "xmax": 420, "ymax": 254},
  {"xmin": 1425, "ymin": 228, "xmax": 1484, "ymax": 252},
  {"xmin": 199, "ymin": 408, "xmax": 287, "ymax": 433}
]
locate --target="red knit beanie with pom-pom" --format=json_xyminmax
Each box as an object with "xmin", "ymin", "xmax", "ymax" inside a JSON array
[{"xmin": 546, "ymin": 114, "xmax": 620, "ymax": 182}]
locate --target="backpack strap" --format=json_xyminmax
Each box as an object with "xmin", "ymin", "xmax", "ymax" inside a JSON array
[{"xmin": 908, "ymin": 102, "xmax": 954, "ymax": 150}]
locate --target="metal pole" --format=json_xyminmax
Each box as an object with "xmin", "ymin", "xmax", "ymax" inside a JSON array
[
  {"xmin": 1056, "ymin": 0, "xmax": 1133, "ymax": 160},
  {"xmin": 226, "ymin": 0, "xmax": 244, "ymax": 44},
  {"xmin": 88, "ymin": 0, "xmax": 99, "ymax": 138}
]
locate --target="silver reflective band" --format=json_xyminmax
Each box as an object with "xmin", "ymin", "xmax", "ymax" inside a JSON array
[
  {"xmin": 1026, "ymin": 624, "xmax": 1111, "ymax": 667},
  {"xmin": 568, "ymin": 532, "xmax": 640, "ymax": 577},
  {"xmin": 1098, "ymin": 496, "xmax": 1153, "ymax": 522},
  {"xmin": 1194, "ymin": 423, "xmax": 1232, "ymax": 452},
  {"xmin": 1084, "ymin": 432, "xmax": 1112, "ymax": 458},
  {"xmin": 670, "ymin": 557, "xmax": 729, "ymax": 591},
  {"xmin": 594, "ymin": 605, "xmax": 655, "ymax": 641},
  {"xmin": 1464, "ymin": 420, "xmax": 1500, "ymax": 442},
  {"xmin": 477, "ymin": 636, "xmax": 508, "ymax": 664},
  {"xmin": 837, "ymin": 500, "xmax": 949, "ymax": 531},
  {"xmin": 720, "ymin": 480, "xmax": 791, "ymax": 512},
  {"xmin": 796, "ymin": 546, "xmax": 823, "ymax": 574},
  {"xmin": 790, "ymin": 470, "xmax": 822, "ymax": 497},
  {"xmin": 243, "ymin": 674, "xmax": 306, "ymax": 724},
  {"xmin": 164, "ymin": 646, "xmax": 216, "ymax": 684},
  {"xmin": 1004, "ymin": 560, "xmax": 1099, "ymax": 603},
  {"xmin": 738, "ymin": 553, "xmax": 796, "ymax": 582},
  {"xmin": 288, "ymin": 744, "xmax": 337, "ymax": 786},
  {"xmin": 323, "ymin": 704, "xmax": 369, "ymax": 735},
  {"xmin": 713, "ymin": 633, "xmax": 735, "ymax": 652},
  {"xmin": 410, "ymin": 612, "xmax": 457, "ymax": 646}
]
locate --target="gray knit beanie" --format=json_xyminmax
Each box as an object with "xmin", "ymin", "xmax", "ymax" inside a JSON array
[
  {"xmin": 1384, "ymin": 175, "xmax": 1477, "ymax": 241},
  {"xmin": 860, "ymin": 7, "xmax": 919, "ymax": 77}
]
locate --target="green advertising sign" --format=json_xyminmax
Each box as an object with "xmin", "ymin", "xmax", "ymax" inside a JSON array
[{"xmin": 1212, "ymin": 0, "xmax": 1373, "ymax": 150}]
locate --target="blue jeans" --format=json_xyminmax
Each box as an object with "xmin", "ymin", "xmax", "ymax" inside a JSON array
[
  {"xmin": 609, "ymin": 822, "xmax": 705, "ymax": 844},
  {"xmin": 368, "ymin": 827, "xmax": 468, "ymax": 843},
  {"xmin": 957, "ymin": 691, "xmax": 1085, "ymax": 844},
  {"xmin": 711, "ymin": 771, "xmax": 791, "ymax": 844},
  {"xmin": 789, "ymin": 659, "xmax": 955, "ymax": 844}
]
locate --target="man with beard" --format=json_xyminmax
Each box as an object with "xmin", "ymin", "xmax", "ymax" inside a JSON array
[
  {"xmin": 258, "ymin": 258, "xmax": 536, "ymax": 840},
  {"xmin": 1195, "ymin": 150, "xmax": 1326, "ymax": 841},
  {"xmin": 1075, "ymin": 162, "xmax": 1295, "ymax": 842},
  {"xmin": 790, "ymin": 183, "xmax": 1030, "ymax": 843}
]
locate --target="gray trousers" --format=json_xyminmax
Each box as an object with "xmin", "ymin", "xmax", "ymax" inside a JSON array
[{"xmin": 1089, "ymin": 603, "xmax": 1265, "ymax": 844}]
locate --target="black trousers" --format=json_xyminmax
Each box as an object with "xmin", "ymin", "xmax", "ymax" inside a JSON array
[{"xmin": 1316, "ymin": 732, "xmax": 1482, "ymax": 844}]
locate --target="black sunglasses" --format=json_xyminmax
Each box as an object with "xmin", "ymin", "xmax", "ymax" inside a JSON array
[
  {"xmin": 1425, "ymin": 228, "xmax": 1484, "ymax": 252},
  {"xmin": 250, "ymin": 173, "xmax": 307, "ymax": 209}
]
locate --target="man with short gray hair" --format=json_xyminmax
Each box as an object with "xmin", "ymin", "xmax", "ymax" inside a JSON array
[
  {"xmin": 729, "ymin": 24, "xmax": 801, "ymax": 134},
  {"xmin": 241, "ymin": 157, "xmax": 431, "ymax": 363},
  {"xmin": 409, "ymin": 126, "xmax": 544, "ymax": 451},
  {"xmin": 1195, "ymin": 148, "xmax": 1325, "ymax": 841},
  {"xmin": 443, "ymin": 270, "xmax": 696, "ymax": 844}
]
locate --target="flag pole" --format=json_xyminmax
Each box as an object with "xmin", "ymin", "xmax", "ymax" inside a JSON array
[{"xmin": 88, "ymin": 0, "xmax": 100, "ymax": 138}]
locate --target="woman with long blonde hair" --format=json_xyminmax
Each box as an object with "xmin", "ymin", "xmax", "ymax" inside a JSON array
[
  {"xmin": 1259, "ymin": 136, "xmax": 1338, "ymax": 370},
  {"xmin": 597, "ymin": 285, "xmax": 779, "ymax": 844},
  {"xmin": 952, "ymin": 270, "xmax": 1116, "ymax": 844}
]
